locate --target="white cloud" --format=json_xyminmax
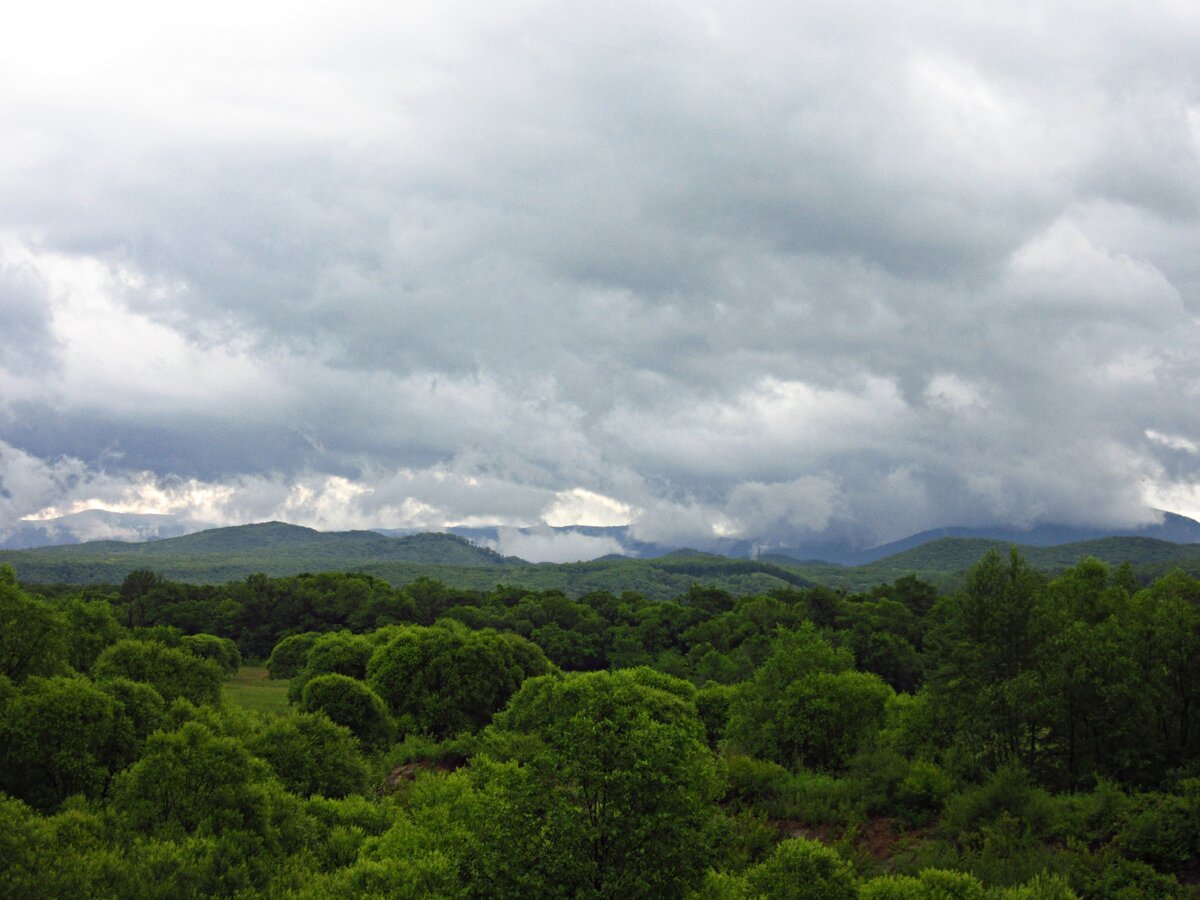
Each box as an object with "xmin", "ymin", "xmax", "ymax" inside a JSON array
[
  {"xmin": 3, "ymin": 1, "xmax": 1200, "ymax": 548},
  {"xmin": 489, "ymin": 526, "xmax": 625, "ymax": 563},
  {"xmin": 542, "ymin": 488, "xmax": 633, "ymax": 527}
]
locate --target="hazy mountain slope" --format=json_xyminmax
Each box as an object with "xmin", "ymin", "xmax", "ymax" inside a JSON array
[
  {"xmin": 0, "ymin": 510, "xmax": 214, "ymax": 549},
  {"xmin": 0, "ymin": 522, "xmax": 516, "ymax": 576},
  {"xmin": 8, "ymin": 520, "xmax": 1200, "ymax": 598},
  {"xmin": 853, "ymin": 512, "xmax": 1200, "ymax": 564}
]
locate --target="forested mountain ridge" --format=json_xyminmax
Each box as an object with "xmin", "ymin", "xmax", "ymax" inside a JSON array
[
  {"xmin": 7, "ymin": 521, "xmax": 1200, "ymax": 595},
  {"xmin": 0, "ymin": 522, "xmax": 518, "ymax": 581}
]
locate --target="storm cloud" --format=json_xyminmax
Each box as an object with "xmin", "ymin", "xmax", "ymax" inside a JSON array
[{"xmin": 2, "ymin": 0, "xmax": 1200, "ymax": 556}]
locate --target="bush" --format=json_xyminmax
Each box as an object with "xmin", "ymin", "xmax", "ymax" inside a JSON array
[
  {"xmin": 942, "ymin": 765, "xmax": 1055, "ymax": 843},
  {"xmin": 1117, "ymin": 781, "xmax": 1200, "ymax": 873},
  {"xmin": 180, "ymin": 634, "xmax": 241, "ymax": 675},
  {"xmin": 300, "ymin": 674, "xmax": 392, "ymax": 749},
  {"xmin": 249, "ymin": 713, "xmax": 369, "ymax": 799},
  {"xmin": 112, "ymin": 721, "xmax": 274, "ymax": 837},
  {"xmin": 726, "ymin": 626, "xmax": 892, "ymax": 770},
  {"xmin": 696, "ymin": 682, "xmax": 735, "ymax": 748},
  {"xmin": 894, "ymin": 759, "xmax": 955, "ymax": 825},
  {"xmin": 743, "ymin": 837, "xmax": 857, "ymax": 900},
  {"xmin": 860, "ymin": 867, "xmax": 986, "ymax": 899},
  {"xmin": 266, "ymin": 633, "xmax": 321, "ymax": 680},
  {"xmin": 0, "ymin": 676, "xmax": 123, "ymax": 809},
  {"xmin": 93, "ymin": 639, "xmax": 222, "ymax": 706},
  {"xmin": 724, "ymin": 755, "xmax": 791, "ymax": 808},
  {"xmin": 288, "ymin": 632, "xmax": 374, "ymax": 704},
  {"xmin": 368, "ymin": 624, "xmax": 550, "ymax": 737},
  {"xmin": 96, "ymin": 676, "xmax": 168, "ymax": 764},
  {"xmin": 1061, "ymin": 841, "xmax": 1185, "ymax": 899}
]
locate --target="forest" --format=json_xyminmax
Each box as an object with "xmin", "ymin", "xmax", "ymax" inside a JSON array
[{"xmin": 2, "ymin": 548, "xmax": 1198, "ymax": 897}]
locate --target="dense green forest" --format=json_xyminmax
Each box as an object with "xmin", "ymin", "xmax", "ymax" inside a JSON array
[{"xmin": 2, "ymin": 549, "xmax": 1199, "ymax": 897}]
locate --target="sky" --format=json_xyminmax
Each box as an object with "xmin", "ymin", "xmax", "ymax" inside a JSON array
[{"xmin": 2, "ymin": 1, "xmax": 1200, "ymax": 559}]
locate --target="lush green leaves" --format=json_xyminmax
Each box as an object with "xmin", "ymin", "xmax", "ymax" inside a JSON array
[
  {"xmin": 367, "ymin": 622, "xmax": 551, "ymax": 737},
  {"xmin": 93, "ymin": 639, "xmax": 222, "ymax": 706},
  {"xmin": 300, "ymin": 673, "xmax": 392, "ymax": 748}
]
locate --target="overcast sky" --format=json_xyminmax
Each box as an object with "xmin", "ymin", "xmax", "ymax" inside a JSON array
[{"xmin": 2, "ymin": 0, "xmax": 1200, "ymax": 556}]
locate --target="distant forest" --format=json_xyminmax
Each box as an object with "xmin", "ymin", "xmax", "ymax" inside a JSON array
[
  {"xmin": 9, "ymin": 520, "xmax": 1200, "ymax": 596},
  {"xmin": 2, "ymin": 548, "xmax": 1198, "ymax": 896}
]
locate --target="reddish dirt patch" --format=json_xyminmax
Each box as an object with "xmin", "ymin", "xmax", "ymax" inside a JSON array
[
  {"xmin": 387, "ymin": 758, "xmax": 461, "ymax": 785},
  {"xmin": 769, "ymin": 816, "xmax": 931, "ymax": 864},
  {"xmin": 769, "ymin": 819, "xmax": 839, "ymax": 844},
  {"xmin": 857, "ymin": 817, "xmax": 905, "ymax": 861}
]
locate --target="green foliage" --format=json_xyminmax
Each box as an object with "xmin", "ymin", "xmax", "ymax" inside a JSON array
[
  {"xmin": 894, "ymin": 758, "xmax": 956, "ymax": 824},
  {"xmin": 1117, "ymin": 780, "xmax": 1200, "ymax": 873},
  {"xmin": 3, "ymin": 546, "xmax": 1200, "ymax": 895},
  {"xmin": 0, "ymin": 675, "xmax": 124, "ymax": 809},
  {"xmin": 721, "ymin": 754, "xmax": 859, "ymax": 823},
  {"xmin": 180, "ymin": 633, "xmax": 241, "ymax": 674},
  {"xmin": 249, "ymin": 712, "xmax": 370, "ymax": 798},
  {"xmin": 1124, "ymin": 573, "xmax": 1200, "ymax": 774},
  {"xmin": 780, "ymin": 670, "xmax": 894, "ymax": 770},
  {"xmin": 93, "ymin": 638, "xmax": 223, "ymax": 705},
  {"xmin": 696, "ymin": 681, "xmax": 736, "ymax": 747},
  {"xmin": 724, "ymin": 755, "xmax": 793, "ymax": 808},
  {"xmin": 300, "ymin": 673, "xmax": 392, "ymax": 748},
  {"xmin": 0, "ymin": 566, "xmax": 69, "ymax": 681},
  {"xmin": 470, "ymin": 667, "xmax": 723, "ymax": 897},
  {"xmin": 860, "ymin": 867, "xmax": 988, "ymax": 899},
  {"xmin": 834, "ymin": 594, "xmax": 923, "ymax": 691},
  {"xmin": 726, "ymin": 624, "xmax": 891, "ymax": 770},
  {"xmin": 266, "ymin": 631, "xmax": 321, "ymax": 678},
  {"xmin": 112, "ymin": 720, "xmax": 274, "ymax": 837},
  {"xmin": 942, "ymin": 765, "xmax": 1055, "ymax": 844},
  {"xmin": 59, "ymin": 597, "xmax": 126, "ymax": 672},
  {"xmin": 926, "ymin": 549, "xmax": 1050, "ymax": 772},
  {"xmin": 990, "ymin": 872, "xmax": 1078, "ymax": 898},
  {"xmin": 367, "ymin": 622, "xmax": 550, "ymax": 737},
  {"xmin": 743, "ymin": 836, "xmax": 858, "ymax": 899},
  {"xmin": 287, "ymin": 630, "xmax": 375, "ymax": 703},
  {"xmin": 96, "ymin": 676, "xmax": 168, "ymax": 755},
  {"xmin": 1060, "ymin": 841, "xmax": 1187, "ymax": 898},
  {"xmin": 0, "ymin": 797, "xmax": 124, "ymax": 897}
]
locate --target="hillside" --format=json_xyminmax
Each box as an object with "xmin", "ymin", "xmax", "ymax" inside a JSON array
[
  {"xmin": 811, "ymin": 534, "xmax": 1200, "ymax": 591},
  {"xmin": 0, "ymin": 521, "xmax": 516, "ymax": 581},
  {"xmin": 8, "ymin": 521, "xmax": 1200, "ymax": 597}
]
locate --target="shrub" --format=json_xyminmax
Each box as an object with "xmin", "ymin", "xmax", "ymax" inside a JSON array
[
  {"xmin": 287, "ymin": 632, "xmax": 374, "ymax": 704},
  {"xmin": 300, "ymin": 674, "xmax": 392, "ymax": 749},
  {"xmin": 180, "ymin": 634, "xmax": 241, "ymax": 675},
  {"xmin": 1117, "ymin": 781, "xmax": 1200, "ymax": 873},
  {"xmin": 860, "ymin": 867, "xmax": 986, "ymax": 899},
  {"xmin": 0, "ymin": 676, "xmax": 123, "ymax": 809},
  {"xmin": 249, "ymin": 713, "xmax": 369, "ymax": 799},
  {"xmin": 367, "ymin": 624, "xmax": 549, "ymax": 737},
  {"xmin": 93, "ymin": 639, "xmax": 222, "ymax": 706},
  {"xmin": 743, "ymin": 837, "xmax": 857, "ymax": 900},
  {"xmin": 266, "ymin": 633, "xmax": 321, "ymax": 680},
  {"xmin": 942, "ymin": 765, "xmax": 1054, "ymax": 843}
]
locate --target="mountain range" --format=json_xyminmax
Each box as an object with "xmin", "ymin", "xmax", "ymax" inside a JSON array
[
  {"xmin": 431, "ymin": 512, "xmax": 1200, "ymax": 566},
  {"xmin": 11, "ymin": 507, "xmax": 1199, "ymax": 565},
  {"xmin": 6, "ymin": 511, "xmax": 1200, "ymax": 597}
]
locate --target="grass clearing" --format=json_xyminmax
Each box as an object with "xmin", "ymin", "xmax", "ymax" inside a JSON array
[{"xmin": 224, "ymin": 666, "xmax": 291, "ymax": 716}]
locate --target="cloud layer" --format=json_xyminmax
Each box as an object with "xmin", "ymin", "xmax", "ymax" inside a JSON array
[{"xmin": 3, "ymin": 1, "xmax": 1200, "ymax": 556}]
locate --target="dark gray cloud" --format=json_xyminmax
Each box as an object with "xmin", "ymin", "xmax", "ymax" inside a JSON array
[
  {"xmin": 2, "ymin": 1, "xmax": 1200, "ymax": 555},
  {"xmin": 0, "ymin": 260, "xmax": 58, "ymax": 371}
]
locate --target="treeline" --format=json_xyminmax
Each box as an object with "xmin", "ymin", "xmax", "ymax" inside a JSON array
[
  {"xmin": 32, "ymin": 568, "xmax": 935, "ymax": 690},
  {"xmin": 1, "ymin": 551, "xmax": 1198, "ymax": 897}
]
